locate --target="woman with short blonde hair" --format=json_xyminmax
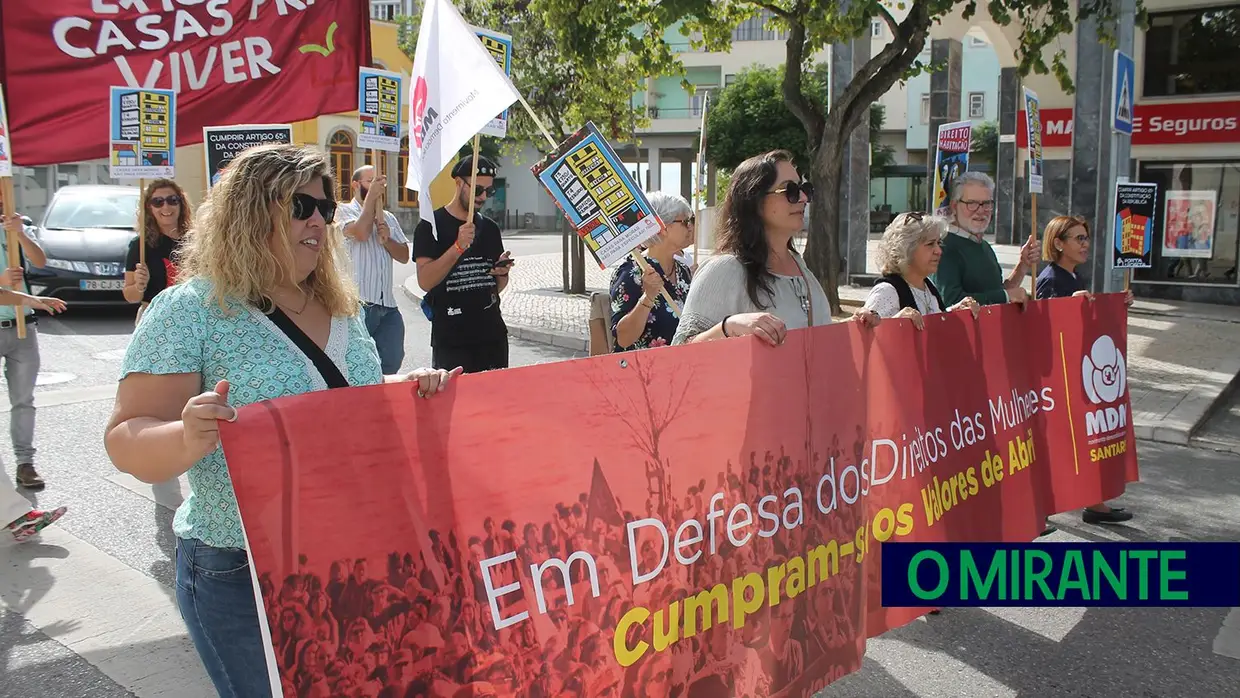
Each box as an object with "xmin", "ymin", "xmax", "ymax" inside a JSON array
[
  {"xmin": 864, "ymin": 212, "xmax": 979, "ymax": 329},
  {"xmin": 104, "ymin": 143, "xmax": 459, "ymax": 698}
]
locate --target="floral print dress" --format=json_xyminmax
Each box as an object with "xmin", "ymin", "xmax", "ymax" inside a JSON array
[{"xmin": 608, "ymin": 255, "xmax": 692, "ymax": 351}]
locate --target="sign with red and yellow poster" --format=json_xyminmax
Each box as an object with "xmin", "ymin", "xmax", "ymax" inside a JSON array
[{"xmin": 221, "ymin": 295, "xmax": 1138, "ymax": 697}]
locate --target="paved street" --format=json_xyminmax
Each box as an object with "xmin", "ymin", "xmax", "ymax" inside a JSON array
[{"xmin": 1, "ymin": 231, "xmax": 1238, "ymax": 696}]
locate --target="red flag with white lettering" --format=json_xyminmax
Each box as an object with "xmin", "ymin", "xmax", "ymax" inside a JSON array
[{"xmin": 0, "ymin": 0, "xmax": 371, "ymax": 166}]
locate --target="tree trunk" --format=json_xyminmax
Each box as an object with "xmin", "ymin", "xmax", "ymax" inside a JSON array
[
  {"xmin": 804, "ymin": 138, "xmax": 845, "ymax": 316},
  {"xmin": 570, "ymin": 234, "xmax": 587, "ymax": 294}
]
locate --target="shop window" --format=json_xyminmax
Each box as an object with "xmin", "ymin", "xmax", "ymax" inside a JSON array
[
  {"xmin": 327, "ymin": 131, "xmax": 355, "ymax": 202},
  {"xmin": 1132, "ymin": 160, "xmax": 1239, "ymax": 287},
  {"xmin": 397, "ymin": 136, "xmax": 419, "ymax": 209},
  {"xmin": 1143, "ymin": 4, "xmax": 1240, "ymax": 97}
]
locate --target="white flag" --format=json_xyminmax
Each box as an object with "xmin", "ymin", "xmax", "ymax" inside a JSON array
[{"xmin": 405, "ymin": 0, "xmax": 520, "ymax": 236}]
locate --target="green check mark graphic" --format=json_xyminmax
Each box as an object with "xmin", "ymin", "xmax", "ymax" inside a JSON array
[{"xmin": 299, "ymin": 22, "xmax": 338, "ymax": 57}]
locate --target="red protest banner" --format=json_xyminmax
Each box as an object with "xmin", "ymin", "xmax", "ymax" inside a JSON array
[
  {"xmin": 220, "ymin": 295, "xmax": 1138, "ymax": 697},
  {"xmin": 0, "ymin": 0, "xmax": 371, "ymax": 166}
]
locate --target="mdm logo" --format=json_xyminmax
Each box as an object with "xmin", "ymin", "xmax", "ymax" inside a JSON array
[{"xmin": 1082, "ymin": 335, "xmax": 1127, "ymax": 438}]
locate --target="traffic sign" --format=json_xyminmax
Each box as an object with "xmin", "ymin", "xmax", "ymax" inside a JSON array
[{"xmin": 1112, "ymin": 50, "xmax": 1135, "ymax": 135}]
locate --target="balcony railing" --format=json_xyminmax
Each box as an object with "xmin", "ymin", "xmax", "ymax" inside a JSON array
[{"xmin": 649, "ymin": 107, "xmax": 704, "ymax": 119}]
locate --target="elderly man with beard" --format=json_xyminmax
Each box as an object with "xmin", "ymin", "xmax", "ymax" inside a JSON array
[{"xmin": 932, "ymin": 172, "xmax": 1039, "ymax": 307}]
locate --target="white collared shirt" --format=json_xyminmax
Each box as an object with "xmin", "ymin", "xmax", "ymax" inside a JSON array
[{"xmin": 337, "ymin": 199, "xmax": 408, "ymax": 307}]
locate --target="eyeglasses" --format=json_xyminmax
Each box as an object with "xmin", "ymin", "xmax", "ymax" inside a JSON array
[
  {"xmin": 670, "ymin": 215, "xmax": 695, "ymax": 227},
  {"xmin": 959, "ymin": 199, "xmax": 995, "ymax": 212},
  {"xmin": 149, "ymin": 195, "xmax": 181, "ymax": 208},
  {"xmin": 291, "ymin": 193, "xmax": 337, "ymax": 223},
  {"xmin": 474, "ymin": 185, "xmax": 496, "ymax": 198},
  {"xmin": 768, "ymin": 181, "xmax": 814, "ymax": 204},
  {"xmin": 1061, "ymin": 234, "xmax": 1090, "ymax": 244}
]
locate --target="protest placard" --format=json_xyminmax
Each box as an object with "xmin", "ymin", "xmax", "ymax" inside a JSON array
[
  {"xmin": 203, "ymin": 125, "xmax": 293, "ymax": 187},
  {"xmin": 358, "ymin": 68, "xmax": 404, "ymax": 152},
  {"xmin": 0, "ymin": 86, "xmax": 12, "ymax": 178},
  {"xmin": 1113, "ymin": 182, "xmax": 1157, "ymax": 269},
  {"xmin": 931, "ymin": 120, "xmax": 972, "ymax": 216},
  {"xmin": 109, "ymin": 87, "xmax": 176, "ymax": 179},
  {"xmin": 532, "ymin": 122, "xmax": 662, "ymax": 268},
  {"xmin": 1023, "ymin": 88, "xmax": 1045, "ymax": 195},
  {"xmin": 473, "ymin": 27, "xmax": 514, "ymax": 139}
]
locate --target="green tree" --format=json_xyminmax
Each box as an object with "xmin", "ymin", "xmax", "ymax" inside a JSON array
[
  {"xmin": 534, "ymin": 0, "xmax": 1134, "ymax": 313},
  {"xmin": 971, "ymin": 120, "xmax": 999, "ymax": 172},
  {"xmin": 398, "ymin": 0, "xmax": 652, "ymax": 293},
  {"xmin": 707, "ymin": 65, "xmax": 894, "ymax": 174}
]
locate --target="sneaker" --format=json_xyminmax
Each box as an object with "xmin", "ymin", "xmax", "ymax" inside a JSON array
[
  {"xmin": 15, "ymin": 463, "xmax": 45, "ymax": 490},
  {"xmin": 6, "ymin": 506, "xmax": 67, "ymax": 543},
  {"xmin": 1082, "ymin": 508, "xmax": 1134, "ymax": 525}
]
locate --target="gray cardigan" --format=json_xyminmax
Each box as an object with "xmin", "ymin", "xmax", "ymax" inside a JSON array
[{"xmin": 671, "ymin": 252, "xmax": 832, "ymax": 345}]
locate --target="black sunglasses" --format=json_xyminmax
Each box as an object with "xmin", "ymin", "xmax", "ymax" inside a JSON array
[
  {"xmin": 768, "ymin": 181, "xmax": 814, "ymax": 204},
  {"xmin": 291, "ymin": 193, "xmax": 337, "ymax": 223},
  {"xmin": 473, "ymin": 185, "xmax": 496, "ymax": 198},
  {"xmin": 149, "ymin": 195, "xmax": 181, "ymax": 208}
]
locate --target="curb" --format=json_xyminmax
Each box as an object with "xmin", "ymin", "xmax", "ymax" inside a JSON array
[{"xmin": 401, "ymin": 276, "xmax": 590, "ymax": 353}]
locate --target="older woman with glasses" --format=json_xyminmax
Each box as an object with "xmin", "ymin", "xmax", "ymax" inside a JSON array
[
  {"xmin": 104, "ymin": 144, "xmax": 459, "ymax": 698},
  {"xmin": 673, "ymin": 150, "xmax": 876, "ymax": 347},
  {"xmin": 610, "ymin": 191, "xmax": 695, "ymax": 351},
  {"xmin": 1037, "ymin": 215, "xmax": 1134, "ymax": 526},
  {"xmin": 864, "ymin": 212, "xmax": 980, "ymax": 327}
]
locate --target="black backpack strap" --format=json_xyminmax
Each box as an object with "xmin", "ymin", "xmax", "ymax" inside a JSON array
[
  {"xmin": 880, "ymin": 274, "xmax": 917, "ymax": 311},
  {"xmin": 264, "ymin": 306, "xmax": 350, "ymax": 389}
]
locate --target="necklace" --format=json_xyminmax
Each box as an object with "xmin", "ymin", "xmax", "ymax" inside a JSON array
[
  {"xmin": 910, "ymin": 284, "xmax": 936, "ymax": 313},
  {"xmin": 270, "ymin": 290, "xmax": 309, "ymax": 315}
]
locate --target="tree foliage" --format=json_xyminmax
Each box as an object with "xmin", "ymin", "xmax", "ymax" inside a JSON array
[
  {"xmin": 534, "ymin": 0, "xmax": 1134, "ymax": 314},
  {"xmin": 971, "ymin": 120, "xmax": 999, "ymax": 172},
  {"xmin": 706, "ymin": 65, "xmax": 893, "ymax": 173}
]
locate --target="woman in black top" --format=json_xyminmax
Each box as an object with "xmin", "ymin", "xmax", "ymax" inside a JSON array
[
  {"xmin": 1036, "ymin": 215, "xmax": 1134, "ymax": 525},
  {"xmin": 124, "ymin": 178, "xmax": 192, "ymax": 322}
]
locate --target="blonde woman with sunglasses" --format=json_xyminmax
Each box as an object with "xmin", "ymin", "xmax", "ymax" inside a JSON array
[{"xmin": 104, "ymin": 144, "xmax": 459, "ymax": 698}]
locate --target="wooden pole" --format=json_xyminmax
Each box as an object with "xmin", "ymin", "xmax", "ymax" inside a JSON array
[
  {"xmin": 370, "ymin": 148, "xmax": 384, "ymax": 211},
  {"xmin": 466, "ymin": 135, "xmax": 482, "ymax": 221},
  {"xmin": 1, "ymin": 177, "xmax": 27, "ymax": 339},
  {"xmin": 138, "ymin": 178, "xmax": 147, "ymax": 267},
  {"xmin": 1029, "ymin": 192, "xmax": 1038, "ymax": 297}
]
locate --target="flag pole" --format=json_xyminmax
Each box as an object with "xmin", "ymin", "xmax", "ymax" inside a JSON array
[
  {"xmin": 514, "ymin": 93, "xmax": 559, "ymax": 149},
  {"xmin": 1029, "ymin": 193, "xmax": 1038, "ymax": 297},
  {"xmin": 466, "ymin": 135, "xmax": 482, "ymax": 221},
  {"xmin": 1, "ymin": 177, "xmax": 27, "ymax": 339}
]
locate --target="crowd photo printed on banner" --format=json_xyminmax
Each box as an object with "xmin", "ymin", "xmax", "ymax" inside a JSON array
[{"xmin": 221, "ymin": 296, "xmax": 1138, "ymax": 697}]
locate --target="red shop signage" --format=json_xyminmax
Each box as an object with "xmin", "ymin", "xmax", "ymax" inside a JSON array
[{"xmin": 1018, "ymin": 100, "xmax": 1240, "ymax": 148}]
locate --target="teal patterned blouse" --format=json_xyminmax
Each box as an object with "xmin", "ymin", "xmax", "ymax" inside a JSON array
[{"xmin": 119, "ymin": 278, "xmax": 383, "ymax": 549}]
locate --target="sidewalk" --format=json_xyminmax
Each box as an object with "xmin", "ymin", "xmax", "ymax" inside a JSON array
[{"xmin": 402, "ymin": 239, "xmax": 1240, "ymax": 446}]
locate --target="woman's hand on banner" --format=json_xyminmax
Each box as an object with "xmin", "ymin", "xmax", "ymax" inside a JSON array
[
  {"xmin": 181, "ymin": 380, "xmax": 237, "ymax": 459},
  {"xmin": 893, "ymin": 307, "xmax": 924, "ymax": 330},
  {"xmin": 1124, "ymin": 289, "xmax": 1135, "ymax": 307},
  {"xmin": 852, "ymin": 308, "xmax": 882, "ymax": 329},
  {"xmin": 400, "ymin": 366, "xmax": 465, "ymax": 398},
  {"xmin": 949, "ymin": 296, "xmax": 981, "ymax": 319},
  {"xmin": 724, "ymin": 313, "xmax": 787, "ymax": 346}
]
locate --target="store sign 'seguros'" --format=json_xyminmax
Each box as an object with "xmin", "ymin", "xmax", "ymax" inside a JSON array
[{"xmin": 1018, "ymin": 99, "xmax": 1240, "ymax": 148}]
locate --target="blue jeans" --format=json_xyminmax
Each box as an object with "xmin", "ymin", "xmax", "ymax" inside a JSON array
[
  {"xmin": 363, "ymin": 303, "xmax": 405, "ymax": 375},
  {"xmin": 175, "ymin": 537, "xmax": 273, "ymax": 698}
]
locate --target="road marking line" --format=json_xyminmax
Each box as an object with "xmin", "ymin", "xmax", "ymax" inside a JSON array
[
  {"xmin": 0, "ymin": 527, "xmax": 213, "ymax": 697},
  {"xmin": 1, "ymin": 384, "xmax": 116, "ymax": 412}
]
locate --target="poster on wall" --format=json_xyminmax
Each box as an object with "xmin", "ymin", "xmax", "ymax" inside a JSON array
[
  {"xmin": 0, "ymin": 85, "xmax": 12, "ymax": 178},
  {"xmin": 1023, "ymin": 87, "xmax": 1044, "ymax": 194},
  {"xmin": 203, "ymin": 125, "xmax": 293, "ymax": 187},
  {"xmin": 931, "ymin": 120, "xmax": 972, "ymax": 216},
  {"xmin": 532, "ymin": 122, "xmax": 662, "ymax": 268},
  {"xmin": 358, "ymin": 68, "xmax": 404, "ymax": 152},
  {"xmin": 108, "ymin": 86, "xmax": 177, "ymax": 179},
  {"xmin": 473, "ymin": 27, "xmax": 514, "ymax": 138},
  {"xmin": 1112, "ymin": 182, "xmax": 1157, "ymax": 269},
  {"xmin": 1162, "ymin": 190, "xmax": 1217, "ymax": 259}
]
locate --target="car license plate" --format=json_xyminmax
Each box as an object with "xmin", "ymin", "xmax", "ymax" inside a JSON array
[{"xmin": 80, "ymin": 280, "xmax": 124, "ymax": 291}]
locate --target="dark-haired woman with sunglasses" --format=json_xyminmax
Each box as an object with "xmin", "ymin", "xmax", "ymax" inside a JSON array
[
  {"xmin": 105, "ymin": 144, "xmax": 460, "ymax": 698},
  {"xmin": 124, "ymin": 178, "xmax": 192, "ymax": 323},
  {"xmin": 673, "ymin": 150, "xmax": 877, "ymax": 347}
]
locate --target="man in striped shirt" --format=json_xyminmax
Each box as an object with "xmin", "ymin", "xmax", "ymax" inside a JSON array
[{"xmin": 338, "ymin": 166, "xmax": 411, "ymax": 374}]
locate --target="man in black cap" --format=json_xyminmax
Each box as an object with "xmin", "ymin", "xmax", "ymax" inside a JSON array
[{"xmin": 412, "ymin": 155, "xmax": 513, "ymax": 373}]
